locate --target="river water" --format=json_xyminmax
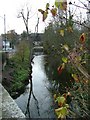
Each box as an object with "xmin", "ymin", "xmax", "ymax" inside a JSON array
[{"xmin": 15, "ymin": 55, "xmax": 56, "ymax": 118}]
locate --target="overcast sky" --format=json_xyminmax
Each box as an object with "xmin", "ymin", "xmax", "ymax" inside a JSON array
[{"xmin": 0, "ymin": 0, "xmax": 88, "ymax": 35}]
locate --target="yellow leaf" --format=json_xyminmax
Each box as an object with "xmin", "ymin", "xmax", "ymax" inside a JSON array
[
  {"xmin": 55, "ymin": 1, "xmax": 60, "ymax": 8},
  {"xmin": 62, "ymin": 57, "xmax": 68, "ymax": 63},
  {"xmin": 54, "ymin": 94, "xmax": 57, "ymax": 99},
  {"xmin": 68, "ymin": 26, "xmax": 73, "ymax": 32},
  {"xmin": 81, "ymin": 61, "xmax": 86, "ymax": 64},
  {"xmin": 46, "ymin": 3, "xmax": 49, "ymax": 10},
  {"xmin": 72, "ymin": 74, "xmax": 79, "ymax": 82},
  {"xmin": 38, "ymin": 9, "xmax": 44, "ymax": 14},
  {"xmin": 59, "ymin": 29, "xmax": 64, "ymax": 36},
  {"xmin": 43, "ymin": 11, "xmax": 48, "ymax": 21},
  {"xmin": 80, "ymin": 46, "xmax": 83, "ymax": 51},
  {"xmin": 63, "ymin": 44, "xmax": 69, "ymax": 51},
  {"xmin": 75, "ymin": 56, "xmax": 81, "ymax": 62},
  {"xmin": 55, "ymin": 96, "xmax": 66, "ymax": 106},
  {"xmin": 51, "ymin": 8, "xmax": 57, "ymax": 16},
  {"xmin": 55, "ymin": 0, "xmax": 67, "ymax": 11},
  {"xmin": 55, "ymin": 107, "xmax": 68, "ymax": 118},
  {"xmin": 55, "ymin": 107, "xmax": 62, "ymax": 112},
  {"xmin": 62, "ymin": 63, "xmax": 65, "ymax": 69},
  {"xmin": 65, "ymin": 104, "xmax": 69, "ymax": 108}
]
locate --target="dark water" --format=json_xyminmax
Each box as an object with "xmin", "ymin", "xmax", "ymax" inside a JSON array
[{"xmin": 15, "ymin": 55, "xmax": 56, "ymax": 118}]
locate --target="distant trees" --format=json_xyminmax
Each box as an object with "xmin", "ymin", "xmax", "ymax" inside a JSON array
[
  {"xmin": 15, "ymin": 40, "xmax": 30, "ymax": 62},
  {"xmin": 21, "ymin": 31, "xmax": 28, "ymax": 40},
  {"xmin": 6, "ymin": 30, "xmax": 18, "ymax": 48}
]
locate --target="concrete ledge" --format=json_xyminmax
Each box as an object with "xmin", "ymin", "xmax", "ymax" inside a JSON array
[{"xmin": 0, "ymin": 84, "xmax": 26, "ymax": 119}]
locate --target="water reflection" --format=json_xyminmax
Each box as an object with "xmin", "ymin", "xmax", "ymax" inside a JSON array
[{"xmin": 15, "ymin": 55, "xmax": 56, "ymax": 118}]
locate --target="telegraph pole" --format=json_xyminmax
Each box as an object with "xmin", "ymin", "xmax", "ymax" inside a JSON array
[{"xmin": 4, "ymin": 14, "xmax": 6, "ymax": 51}]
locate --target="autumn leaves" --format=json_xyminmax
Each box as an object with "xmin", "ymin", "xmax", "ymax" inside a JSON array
[
  {"xmin": 79, "ymin": 33, "xmax": 86, "ymax": 44},
  {"xmin": 55, "ymin": 0, "xmax": 67, "ymax": 11},
  {"xmin": 51, "ymin": 8, "xmax": 57, "ymax": 17},
  {"xmin": 57, "ymin": 32, "xmax": 86, "ymax": 88},
  {"xmin": 38, "ymin": 3, "xmax": 57, "ymax": 21},
  {"xmin": 38, "ymin": 3, "xmax": 49, "ymax": 21},
  {"xmin": 54, "ymin": 92, "xmax": 71, "ymax": 118},
  {"xmin": 38, "ymin": 0, "xmax": 67, "ymax": 21},
  {"xmin": 38, "ymin": 0, "xmax": 88, "ymax": 119}
]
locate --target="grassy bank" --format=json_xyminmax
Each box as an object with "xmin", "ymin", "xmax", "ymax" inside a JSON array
[{"xmin": 2, "ymin": 40, "xmax": 31, "ymax": 98}]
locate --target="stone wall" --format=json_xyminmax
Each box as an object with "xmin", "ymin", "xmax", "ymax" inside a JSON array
[{"xmin": 0, "ymin": 84, "xmax": 26, "ymax": 119}]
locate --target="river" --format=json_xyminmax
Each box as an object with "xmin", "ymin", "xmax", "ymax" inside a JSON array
[{"xmin": 15, "ymin": 55, "xmax": 56, "ymax": 118}]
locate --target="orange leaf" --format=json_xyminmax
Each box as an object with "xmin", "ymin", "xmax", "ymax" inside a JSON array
[
  {"xmin": 57, "ymin": 63, "xmax": 65, "ymax": 75},
  {"xmin": 72, "ymin": 74, "xmax": 79, "ymax": 82},
  {"xmin": 62, "ymin": 93, "xmax": 67, "ymax": 99},
  {"xmin": 51, "ymin": 8, "xmax": 57, "ymax": 16},
  {"xmin": 79, "ymin": 33, "xmax": 86, "ymax": 43}
]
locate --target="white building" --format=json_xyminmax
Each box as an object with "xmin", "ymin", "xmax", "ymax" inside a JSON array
[{"xmin": 3, "ymin": 40, "xmax": 12, "ymax": 51}]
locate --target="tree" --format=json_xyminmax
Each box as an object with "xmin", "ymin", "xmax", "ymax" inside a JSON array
[
  {"xmin": 17, "ymin": 7, "xmax": 30, "ymax": 40},
  {"xmin": 16, "ymin": 40, "xmax": 29, "ymax": 62},
  {"xmin": 21, "ymin": 31, "xmax": 28, "ymax": 40},
  {"xmin": 7, "ymin": 30, "xmax": 18, "ymax": 48},
  {"xmin": 39, "ymin": 0, "xmax": 90, "ymax": 118}
]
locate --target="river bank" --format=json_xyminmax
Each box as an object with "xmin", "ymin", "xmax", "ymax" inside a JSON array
[
  {"xmin": 2, "ymin": 59, "xmax": 29, "ymax": 99},
  {"xmin": 2, "ymin": 40, "xmax": 31, "ymax": 99}
]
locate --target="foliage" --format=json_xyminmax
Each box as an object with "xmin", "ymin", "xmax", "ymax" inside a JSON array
[
  {"xmin": 54, "ymin": 93, "xmax": 70, "ymax": 118},
  {"xmin": 21, "ymin": 31, "xmax": 28, "ymax": 40},
  {"xmin": 38, "ymin": 3, "xmax": 49, "ymax": 21},
  {"xmin": 6, "ymin": 30, "xmax": 18, "ymax": 48},
  {"xmin": 39, "ymin": 1, "xmax": 90, "ymax": 119},
  {"xmin": 14, "ymin": 40, "xmax": 30, "ymax": 63},
  {"xmin": 6, "ymin": 40, "xmax": 30, "ymax": 96},
  {"xmin": 2, "ymin": 52, "xmax": 6, "ymax": 64},
  {"xmin": 55, "ymin": 0, "xmax": 67, "ymax": 11}
]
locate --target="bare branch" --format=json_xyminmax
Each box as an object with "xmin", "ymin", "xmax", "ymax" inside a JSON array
[
  {"xmin": 17, "ymin": 7, "xmax": 30, "ymax": 39},
  {"xmin": 69, "ymin": 2, "xmax": 89, "ymax": 10}
]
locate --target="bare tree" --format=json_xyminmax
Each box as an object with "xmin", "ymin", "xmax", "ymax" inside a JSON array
[{"xmin": 18, "ymin": 7, "xmax": 30, "ymax": 40}]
